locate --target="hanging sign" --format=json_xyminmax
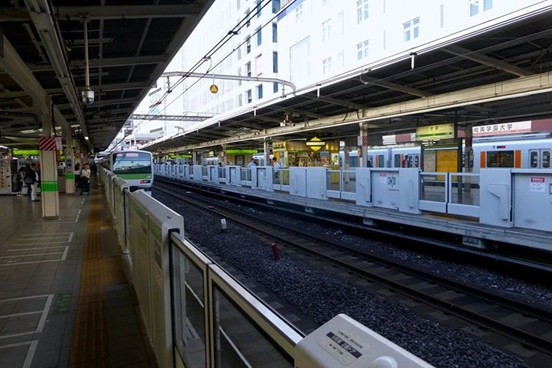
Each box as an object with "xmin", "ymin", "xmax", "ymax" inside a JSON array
[
  {"xmin": 306, "ymin": 137, "xmax": 326, "ymax": 152},
  {"xmin": 416, "ymin": 123, "xmax": 455, "ymax": 141},
  {"xmin": 210, "ymin": 84, "xmax": 219, "ymax": 94},
  {"xmin": 472, "ymin": 121, "xmax": 531, "ymax": 136}
]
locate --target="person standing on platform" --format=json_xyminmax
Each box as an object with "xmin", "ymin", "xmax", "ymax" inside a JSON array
[
  {"xmin": 91, "ymin": 162, "xmax": 97, "ymax": 176},
  {"xmin": 272, "ymin": 157, "xmax": 281, "ymax": 182},
  {"xmin": 247, "ymin": 158, "xmax": 256, "ymax": 169},
  {"xmin": 14, "ymin": 167, "xmax": 25, "ymax": 196},
  {"xmin": 74, "ymin": 163, "xmax": 81, "ymax": 191},
  {"xmin": 24, "ymin": 164, "xmax": 33, "ymax": 197},
  {"xmin": 80, "ymin": 163, "xmax": 91, "ymax": 195},
  {"xmin": 29, "ymin": 164, "xmax": 39, "ymax": 201}
]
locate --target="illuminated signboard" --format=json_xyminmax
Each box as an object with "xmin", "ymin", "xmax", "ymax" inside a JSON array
[
  {"xmin": 472, "ymin": 121, "xmax": 531, "ymax": 136},
  {"xmin": 13, "ymin": 149, "xmax": 40, "ymax": 156},
  {"xmin": 226, "ymin": 149, "xmax": 258, "ymax": 154},
  {"xmin": 306, "ymin": 137, "xmax": 326, "ymax": 152},
  {"xmin": 416, "ymin": 123, "xmax": 455, "ymax": 141}
]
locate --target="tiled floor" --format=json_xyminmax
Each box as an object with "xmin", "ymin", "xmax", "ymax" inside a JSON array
[{"xmin": 0, "ymin": 184, "xmax": 156, "ymax": 368}]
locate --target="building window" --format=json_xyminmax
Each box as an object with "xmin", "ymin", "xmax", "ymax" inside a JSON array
[
  {"xmin": 470, "ymin": 0, "xmax": 492, "ymax": 16},
  {"xmin": 246, "ymin": 62, "xmax": 251, "ymax": 77},
  {"xmin": 272, "ymin": 0, "xmax": 280, "ymax": 13},
  {"xmin": 246, "ymin": 37, "xmax": 251, "ymax": 54},
  {"xmin": 238, "ymin": 93, "xmax": 243, "ymax": 107},
  {"xmin": 322, "ymin": 57, "xmax": 332, "ymax": 74},
  {"xmin": 289, "ymin": 36, "xmax": 310, "ymax": 82},
  {"xmin": 237, "ymin": 0, "xmax": 240, "ymax": 10},
  {"xmin": 356, "ymin": 0, "xmax": 368, "ymax": 24},
  {"xmin": 273, "ymin": 82, "xmax": 279, "ymax": 93},
  {"xmin": 246, "ymin": 9, "xmax": 251, "ymax": 27},
  {"xmin": 357, "ymin": 40, "xmax": 369, "ymax": 60},
  {"xmin": 272, "ymin": 23, "xmax": 278, "ymax": 42},
  {"xmin": 403, "ymin": 17, "xmax": 419, "ymax": 42},
  {"xmin": 256, "ymin": 28, "xmax": 262, "ymax": 46},
  {"xmin": 255, "ymin": 54, "xmax": 263, "ymax": 76},
  {"xmin": 337, "ymin": 50, "xmax": 344, "ymax": 68},
  {"xmin": 273, "ymin": 52, "xmax": 278, "ymax": 73},
  {"xmin": 237, "ymin": 67, "xmax": 242, "ymax": 86},
  {"xmin": 295, "ymin": 4, "xmax": 303, "ymax": 22},
  {"xmin": 322, "ymin": 19, "xmax": 331, "ymax": 43},
  {"xmin": 257, "ymin": 84, "xmax": 263, "ymax": 99},
  {"xmin": 246, "ymin": 89, "xmax": 252, "ymax": 103},
  {"xmin": 256, "ymin": 0, "xmax": 262, "ymax": 17},
  {"xmin": 237, "ymin": 47, "xmax": 242, "ymax": 61},
  {"xmin": 440, "ymin": 4, "xmax": 444, "ymax": 27}
]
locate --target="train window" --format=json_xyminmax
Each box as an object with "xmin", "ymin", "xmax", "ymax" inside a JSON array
[
  {"xmin": 112, "ymin": 152, "xmax": 152, "ymax": 175},
  {"xmin": 377, "ymin": 154, "xmax": 385, "ymax": 167},
  {"xmin": 530, "ymin": 151, "xmax": 539, "ymax": 168},
  {"xmin": 394, "ymin": 154, "xmax": 401, "ymax": 168},
  {"xmin": 486, "ymin": 150, "xmax": 514, "ymax": 168},
  {"xmin": 543, "ymin": 151, "xmax": 551, "ymax": 168}
]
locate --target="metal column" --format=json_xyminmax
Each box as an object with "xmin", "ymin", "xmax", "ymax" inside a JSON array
[{"xmin": 64, "ymin": 128, "xmax": 75, "ymax": 194}]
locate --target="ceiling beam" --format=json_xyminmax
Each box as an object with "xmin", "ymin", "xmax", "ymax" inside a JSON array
[
  {"xmin": 28, "ymin": 55, "xmax": 167, "ymax": 72},
  {"xmin": 55, "ymin": 5, "xmax": 202, "ymax": 20},
  {"xmin": 58, "ymin": 97, "xmax": 136, "ymax": 109},
  {"xmin": 306, "ymin": 95, "xmax": 366, "ymax": 110},
  {"xmin": 442, "ymin": 45, "xmax": 533, "ymax": 77},
  {"xmin": 361, "ymin": 76, "xmax": 433, "ymax": 98}
]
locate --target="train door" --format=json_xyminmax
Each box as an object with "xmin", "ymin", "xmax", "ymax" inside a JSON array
[{"xmin": 529, "ymin": 149, "xmax": 551, "ymax": 169}]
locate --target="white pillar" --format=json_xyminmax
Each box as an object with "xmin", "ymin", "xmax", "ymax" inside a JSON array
[{"xmin": 40, "ymin": 109, "xmax": 60, "ymax": 218}]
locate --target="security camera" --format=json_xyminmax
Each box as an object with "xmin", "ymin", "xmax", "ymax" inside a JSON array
[{"xmin": 81, "ymin": 88, "xmax": 94, "ymax": 106}]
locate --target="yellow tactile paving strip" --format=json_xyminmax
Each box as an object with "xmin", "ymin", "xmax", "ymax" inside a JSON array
[{"xmin": 69, "ymin": 193, "xmax": 126, "ymax": 368}]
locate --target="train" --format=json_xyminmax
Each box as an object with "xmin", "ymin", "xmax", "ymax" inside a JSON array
[
  {"xmin": 99, "ymin": 149, "xmax": 154, "ymax": 191},
  {"xmin": 363, "ymin": 133, "xmax": 551, "ymax": 172}
]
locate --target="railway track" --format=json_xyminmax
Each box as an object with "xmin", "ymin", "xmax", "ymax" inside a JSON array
[{"xmin": 154, "ymin": 180, "xmax": 552, "ymax": 366}]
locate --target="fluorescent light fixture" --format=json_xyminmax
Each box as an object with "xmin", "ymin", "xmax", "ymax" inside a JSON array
[{"xmin": 84, "ymin": 136, "xmax": 89, "ymax": 140}]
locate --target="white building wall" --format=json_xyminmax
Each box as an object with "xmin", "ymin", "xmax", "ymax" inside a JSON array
[
  {"xmin": 127, "ymin": 0, "xmax": 550, "ymax": 147},
  {"xmin": 278, "ymin": 0, "xmax": 549, "ymax": 88}
]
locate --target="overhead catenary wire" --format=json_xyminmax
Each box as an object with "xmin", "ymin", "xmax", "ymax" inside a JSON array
[
  {"xmin": 157, "ymin": 0, "xmax": 296, "ymax": 117},
  {"xmin": 109, "ymin": 0, "xmax": 282, "ymax": 151}
]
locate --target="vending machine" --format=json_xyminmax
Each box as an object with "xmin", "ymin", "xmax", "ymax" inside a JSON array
[{"xmin": 0, "ymin": 156, "xmax": 13, "ymax": 195}]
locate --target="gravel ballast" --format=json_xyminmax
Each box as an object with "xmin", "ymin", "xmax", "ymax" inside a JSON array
[{"xmin": 154, "ymin": 189, "xmax": 536, "ymax": 368}]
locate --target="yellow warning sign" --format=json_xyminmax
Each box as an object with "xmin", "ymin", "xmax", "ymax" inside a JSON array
[
  {"xmin": 306, "ymin": 137, "xmax": 326, "ymax": 152},
  {"xmin": 210, "ymin": 84, "xmax": 219, "ymax": 94}
]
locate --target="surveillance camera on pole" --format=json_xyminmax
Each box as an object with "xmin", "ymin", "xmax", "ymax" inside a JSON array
[{"xmin": 82, "ymin": 88, "xmax": 94, "ymax": 106}]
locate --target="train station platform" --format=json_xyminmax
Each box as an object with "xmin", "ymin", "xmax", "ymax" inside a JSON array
[
  {"xmin": 155, "ymin": 164, "xmax": 552, "ymax": 253},
  {"xmin": 0, "ymin": 182, "xmax": 156, "ymax": 368}
]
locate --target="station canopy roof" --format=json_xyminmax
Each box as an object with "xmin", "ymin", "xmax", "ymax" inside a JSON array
[
  {"xmin": 0, "ymin": 0, "xmax": 214, "ymax": 149},
  {"xmin": 144, "ymin": 7, "xmax": 552, "ymax": 153}
]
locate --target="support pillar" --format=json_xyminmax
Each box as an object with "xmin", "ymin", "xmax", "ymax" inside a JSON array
[
  {"xmin": 192, "ymin": 151, "xmax": 197, "ymax": 165},
  {"xmin": 40, "ymin": 110, "xmax": 60, "ymax": 219},
  {"xmin": 359, "ymin": 122, "xmax": 369, "ymax": 167},
  {"xmin": 263, "ymin": 138, "xmax": 269, "ymax": 166}
]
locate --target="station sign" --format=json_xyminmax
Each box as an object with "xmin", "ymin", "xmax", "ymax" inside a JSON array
[
  {"xmin": 472, "ymin": 121, "xmax": 531, "ymax": 136},
  {"xmin": 273, "ymin": 141, "xmax": 286, "ymax": 150},
  {"xmin": 306, "ymin": 137, "xmax": 326, "ymax": 152},
  {"xmin": 416, "ymin": 123, "xmax": 455, "ymax": 141}
]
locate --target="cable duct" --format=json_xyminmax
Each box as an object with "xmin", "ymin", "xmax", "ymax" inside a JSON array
[{"xmin": 24, "ymin": 0, "xmax": 90, "ymax": 140}]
